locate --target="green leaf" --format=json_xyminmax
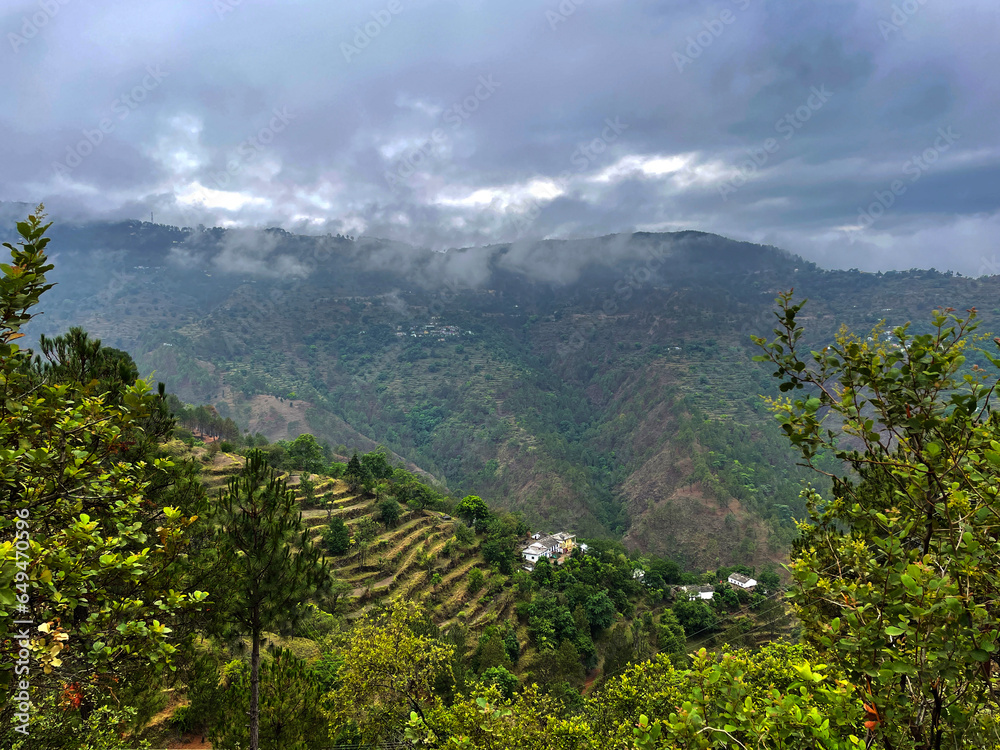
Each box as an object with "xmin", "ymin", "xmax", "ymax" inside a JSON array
[{"xmin": 886, "ymin": 661, "xmax": 916, "ymax": 675}]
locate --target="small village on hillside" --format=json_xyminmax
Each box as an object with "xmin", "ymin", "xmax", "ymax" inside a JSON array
[
  {"xmin": 519, "ymin": 530, "xmax": 758, "ymax": 602},
  {"xmin": 395, "ymin": 318, "xmax": 472, "ymax": 339}
]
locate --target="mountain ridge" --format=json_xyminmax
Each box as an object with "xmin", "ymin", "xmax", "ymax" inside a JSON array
[{"xmin": 15, "ymin": 209, "xmax": 998, "ymax": 570}]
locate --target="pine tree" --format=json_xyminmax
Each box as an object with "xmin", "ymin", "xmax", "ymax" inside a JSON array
[
  {"xmin": 211, "ymin": 648, "xmax": 327, "ymax": 750},
  {"xmin": 474, "ymin": 629, "xmax": 512, "ymax": 673},
  {"xmin": 503, "ymin": 627, "xmax": 520, "ymax": 665},
  {"xmin": 321, "ymin": 516, "xmax": 351, "ymax": 555},
  {"xmin": 211, "ymin": 450, "xmax": 332, "ymax": 750},
  {"xmin": 601, "ymin": 623, "xmax": 635, "ymax": 682},
  {"xmin": 344, "ymin": 452, "xmax": 371, "ymax": 492}
]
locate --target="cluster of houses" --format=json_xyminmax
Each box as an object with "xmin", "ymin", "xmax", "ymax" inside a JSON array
[
  {"xmin": 677, "ymin": 572, "xmax": 758, "ymax": 601},
  {"xmin": 520, "ymin": 532, "xmax": 585, "ymax": 570},
  {"xmin": 395, "ymin": 321, "xmax": 470, "ymax": 339},
  {"xmin": 517, "ymin": 531, "xmax": 762, "ymax": 603}
]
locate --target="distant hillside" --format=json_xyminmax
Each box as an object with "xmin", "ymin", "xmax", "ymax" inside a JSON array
[{"xmin": 21, "ymin": 213, "xmax": 1000, "ymax": 569}]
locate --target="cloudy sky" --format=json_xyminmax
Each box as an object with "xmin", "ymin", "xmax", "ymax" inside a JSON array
[{"xmin": 2, "ymin": 0, "xmax": 998, "ymax": 273}]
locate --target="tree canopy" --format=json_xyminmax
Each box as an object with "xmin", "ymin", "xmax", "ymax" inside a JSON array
[
  {"xmin": 455, "ymin": 494, "xmax": 490, "ymax": 525},
  {"xmin": 0, "ymin": 210, "xmax": 207, "ymax": 742},
  {"xmin": 754, "ymin": 293, "xmax": 1000, "ymax": 748}
]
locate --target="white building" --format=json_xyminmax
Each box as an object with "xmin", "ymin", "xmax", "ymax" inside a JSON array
[
  {"xmin": 520, "ymin": 532, "xmax": 577, "ymax": 564},
  {"xmin": 521, "ymin": 542, "xmax": 550, "ymax": 565},
  {"xmin": 679, "ymin": 585, "xmax": 715, "ymax": 601},
  {"xmin": 728, "ymin": 573, "xmax": 757, "ymax": 589}
]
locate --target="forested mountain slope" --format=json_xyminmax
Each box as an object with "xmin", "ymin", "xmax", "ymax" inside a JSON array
[{"xmin": 15, "ymin": 210, "xmax": 1000, "ymax": 569}]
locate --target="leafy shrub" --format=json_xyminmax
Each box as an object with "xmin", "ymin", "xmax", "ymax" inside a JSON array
[
  {"xmin": 322, "ymin": 517, "xmax": 351, "ymax": 555},
  {"xmin": 379, "ymin": 498, "xmax": 401, "ymax": 527},
  {"xmin": 467, "ymin": 568, "xmax": 485, "ymax": 594},
  {"xmin": 480, "ymin": 666, "xmax": 519, "ymax": 699}
]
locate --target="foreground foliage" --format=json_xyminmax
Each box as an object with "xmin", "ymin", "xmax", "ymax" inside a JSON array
[
  {"xmin": 755, "ymin": 294, "xmax": 1000, "ymax": 749},
  {"xmin": 327, "ymin": 599, "xmax": 455, "ymax": 743},
  {"xmin": 400, "ymin": 642, "xmax": 861, "ymax": 749},
  {"xmin": 0, "ymin": 211, "xmax": 206, "ymax": 742}
]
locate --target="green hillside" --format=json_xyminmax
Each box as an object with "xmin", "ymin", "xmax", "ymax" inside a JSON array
[
  {"xmin": 162, "ymin": 435, "xmax": 792, "ymax": 681},
  {"xmin": 23, "ymin": 220, "xmax": 1000, "ymax": 570},
  {"xmin": 10, "ymin": 211, "xmax": 1000, "ymax": 748}
]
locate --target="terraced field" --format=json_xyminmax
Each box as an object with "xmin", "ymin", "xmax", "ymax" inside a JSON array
[
  {"xmin": 179, "ymin": 442, "xmax": 505, "ymax": 638},
  {"xmin": 296, "ymin": 490, "xmax": 504, "ymax": 633}
]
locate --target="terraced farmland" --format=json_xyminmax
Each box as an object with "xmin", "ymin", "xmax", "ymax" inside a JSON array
[{"xmin": 179, "ymin": 441, "xmax": 505, "ymax": 639}]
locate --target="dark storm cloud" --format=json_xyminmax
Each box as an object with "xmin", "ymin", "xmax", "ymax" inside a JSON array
[{"xmin": 1, "ymin": 0, "xmax": 997, "ymax": 275}]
